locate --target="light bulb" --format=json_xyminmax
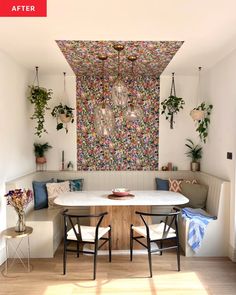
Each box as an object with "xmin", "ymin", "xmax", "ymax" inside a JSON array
[
  {"xmin": 112, "ymin": 79, "xmax": 128, "ymax": 107},
  {"xmin": 126, "ymin": 104, "xmax": 143, "ymax": 122},
  {"xmin": 94, "ymin": 103, "xmax": 115, "ymax": 136}
]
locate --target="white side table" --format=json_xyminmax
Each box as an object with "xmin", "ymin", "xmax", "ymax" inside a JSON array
[{"xmin": 1, "ymin": 226, "xmax": 33, "ymax": 274}]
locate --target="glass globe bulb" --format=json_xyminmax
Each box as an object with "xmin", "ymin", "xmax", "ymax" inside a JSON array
[
  {"xmin": 112, "ymin": 78, "xmax": 128, "ymax": 107},
  {"xmin": 125, "ymin": 104, "xmax": 143, "ymax": 122},
  {"xmin": 94, "ymin": 103, "xmax": 115, "ymax": 136}
]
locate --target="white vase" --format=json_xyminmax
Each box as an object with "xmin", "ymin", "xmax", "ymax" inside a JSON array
[
  {"xmin": 59, "ymin": 114, "xmax": 72, "ymax": 123},
  {"xmin": 191, "ymin": 162, "xmax": 200, "ymax": 172},
  {"xmin": 190, "ymin": 109, "xmax": 205, "ymax": 121}
]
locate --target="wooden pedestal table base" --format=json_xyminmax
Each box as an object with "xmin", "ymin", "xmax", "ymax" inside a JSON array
[
  {"xmin": 90, "ymin": 205, "xmax": 151, "ymax": 250},
  {"xmin": 54, "ymin": 190, "xmax": 189, "ymax": 250}
]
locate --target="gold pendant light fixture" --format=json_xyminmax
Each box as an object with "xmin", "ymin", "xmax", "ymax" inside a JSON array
[
  {"xmin": 94, "ymin": 54, "xmax": 115, "ymax": 137},
  {"xmin": 125, "ymin": 55, "xmax": 143, "ymax": 122},
  {"xmin": 111, "ymin": 44, "xmax": 128, "ymax": 107}
]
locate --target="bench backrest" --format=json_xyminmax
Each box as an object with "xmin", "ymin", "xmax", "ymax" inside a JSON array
[{"xmin": 6, "ymin": 170, "xmax": 229, "ymax": 218}]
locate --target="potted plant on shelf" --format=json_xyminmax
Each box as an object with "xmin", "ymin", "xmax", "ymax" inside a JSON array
[
  {"xmin": 191, "ymin": 102, "xmax": 213, "ymax": 143},
  {"xmin": 185, "ymin": 139, "xmax": 202, "ymax": 171},
  {"xmin": 34, "ymin": 142, "xmax": 52, "ymax": 164},
  {"xmin": 51, "ymin": 103, "xmax": 74, "ymax": 133}
]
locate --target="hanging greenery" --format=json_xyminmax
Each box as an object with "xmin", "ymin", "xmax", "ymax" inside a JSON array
[
  {"xmin": 193, "ymin": 102, "xmax": 213, "ymax": 143},
  {"xmin": 51, "ymin": 73, "xmax": 74, "ymax": 133},
  {"xmin": 161, "ymin": 73, "xmax": 185, "ymax": 129},
  {"xmin": 51, "ymin": 103, "xmax": 74, "ymax": 133},
  {"xmin": 28, "ymin": 67, "xmax": 53, "ymax": 137}
]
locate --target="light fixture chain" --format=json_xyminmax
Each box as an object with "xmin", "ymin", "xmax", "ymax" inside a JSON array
[
  {"xmin": 118, "ymin": 50, "xmax": 120, "ymax": 78},
  {"xmin": 63, "ymin": 72, "xmax": 66, "ymax": 93},
  {"xmin": 102, "ymin": 59, "xmax": 105, "ymax": 102},
  {"xmin": 131, "ymin": 60, "xmax": 135, "ymax": 104}
]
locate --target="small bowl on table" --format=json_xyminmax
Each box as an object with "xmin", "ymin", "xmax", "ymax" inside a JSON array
[{"xmin": 112, "ymin": 188, "xmax": 130, "ymax": 197}]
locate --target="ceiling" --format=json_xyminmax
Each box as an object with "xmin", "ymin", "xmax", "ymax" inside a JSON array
[
  {"xmin": 0, "ymin": 0, "xmax": 236, "ymax": 76},
  {"xmin": 57, "ymin": 40, "xmax": 183, "ymax": 77}
]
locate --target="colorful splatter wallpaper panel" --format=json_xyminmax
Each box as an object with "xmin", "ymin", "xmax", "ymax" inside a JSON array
[{"xmin": 56, "ymin": 41, "xmax": 183, "ymax": 170}]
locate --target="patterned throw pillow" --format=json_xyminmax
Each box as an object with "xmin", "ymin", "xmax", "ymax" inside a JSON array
[
  {"xmin": 184, "ymin": 179, "xmax": 198, "ymax": 184},
  {"xmin": 46, "ymin": 181, "xmax": 70, "ymax": 208},
  {"xmin": 57, "ymin": 178, "xmax": 84, "ymax": 192},
  {"xmin": 169, "ymin": 179, "xmax": 183, "ymax": 193}
]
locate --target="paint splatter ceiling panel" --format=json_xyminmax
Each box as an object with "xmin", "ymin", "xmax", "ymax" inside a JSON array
[{"xmin": 56, "ymin": 40, "xmax": 183, "ymax": 77}]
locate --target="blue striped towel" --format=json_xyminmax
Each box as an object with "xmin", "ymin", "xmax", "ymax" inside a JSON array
[{"xmin": 181, "ymin": 207, "xmax": 216, "ymax": 253}]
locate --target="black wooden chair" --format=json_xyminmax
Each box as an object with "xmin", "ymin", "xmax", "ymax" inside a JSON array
[
  {"xmin": 62, "ymin": 209, "xmax": 112, "ymax": 280},
  {"xmin": 130, "ymin": 209, "xmax": 180, "ymax": 277}
]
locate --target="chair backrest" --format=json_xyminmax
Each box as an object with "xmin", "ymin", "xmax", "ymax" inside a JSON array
[
  {"xmin": 135, "ymin": 210, "xmax": 180, "ymax": 239},
  {"xmin": 62, "ymin": 209, "xmax": 108, "ymax": 242}
]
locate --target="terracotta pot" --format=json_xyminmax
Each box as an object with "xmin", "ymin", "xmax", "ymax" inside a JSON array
[
  {"xmin": 191, "ymin": 162, "xmax": 200, "ymax": 172},
  {"xmin": 190, "ymin": 109, "xmax": 205, "ymax": 121},
  {"xmin": 59, "ymin": 114, "xmax": 72, "ymax": 123},
  {"xmin": 36, "ymin": 157, "xmax": 46, "ymax": 164}
]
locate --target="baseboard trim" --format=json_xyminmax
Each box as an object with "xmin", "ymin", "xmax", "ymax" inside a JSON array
[
  {"xmin": 229, "ymin": 244, "xmax": 236, "ymax": 262},
  {"xmin": 84, "ymin": 249, "xmax": 160, "ymax": 256}
]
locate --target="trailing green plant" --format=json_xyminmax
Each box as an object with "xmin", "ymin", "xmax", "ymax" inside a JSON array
[
  {"xmin": 161, "ymin": 73, "xmax": 185, "ymax": 129},
  {"xmin": 28, "ymin": 86, "xmax": 53, "ymax": 137},
  {"xmin": 185, "ymin": 139, "xmax": 202, "ymax": 162},
  {"xmin": 34, "ymin": 142, "xmax": 52, "ymax": 158},
  {"xmin": 193, "ymin": 102, "xmax": 213, "ymax": 143},
  {"xmin": 161, "ymin": 95, "xmax": 185, "ymax": 129},
  {"xmin": 51, "ymin": 103, "xmax": 74, "ymax": 133}
]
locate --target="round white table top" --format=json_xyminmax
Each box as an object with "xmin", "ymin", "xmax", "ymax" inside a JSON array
[{"xmin": 54, "ymin": 190, "xmax": 189, "ymax": 207}]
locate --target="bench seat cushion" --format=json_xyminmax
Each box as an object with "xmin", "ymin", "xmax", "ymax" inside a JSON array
[{"xmin": 27, "ymin": 208, "xmax": 62, "ymax": 221}]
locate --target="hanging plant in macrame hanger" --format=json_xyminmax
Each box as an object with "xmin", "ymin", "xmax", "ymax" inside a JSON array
[
  {"xmin": 28, "ymin": 66, "xmax": 53, "ymax": 137},
  {"xmin": 161, "ymin": 72, "xmax": 185, "ymax": 129},
  {"xmin": 51, "ymin": 72, "xmax": 74, "ymax": 133},
  {"xmin": 190, "ymin": 67, "xmax": 213, "ymax": 143}
]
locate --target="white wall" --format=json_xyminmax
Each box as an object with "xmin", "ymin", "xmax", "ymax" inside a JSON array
[
  {"xmin": 0, "ymin": 50, "xmax": 35, "ymax": 264},
  {"xmin": 159, "ymin": 75, "xmax": 199, "ymax": 170},
  {"xmin": 32, "ymin": 74, "xmax": 77, "ymax": 171},
  {"xmin": 200, "ymin": 49, "xmax": 236, "ymax": 260}
]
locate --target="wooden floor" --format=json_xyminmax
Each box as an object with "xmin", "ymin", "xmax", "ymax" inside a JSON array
[{"xmin": 0, "ymin": 245, "xmax": 235, "ymax": 295}]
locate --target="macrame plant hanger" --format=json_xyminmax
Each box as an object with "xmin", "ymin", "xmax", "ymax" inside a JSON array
[
  {"xmin": 169, "ymin": 72, "xmax": 176, "ymax": 129},
  {"xmin": 62, "ymin": 72, "xmax": 68, "ymax": 105},
  {"xmin": 33, "ymin": 66, "xmax": 39, "ymax": 87},
  {"xmin": 190, "ymin": 67, "xmax": 205, "ymax": 121}
]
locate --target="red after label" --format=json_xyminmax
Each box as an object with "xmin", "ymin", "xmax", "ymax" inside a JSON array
[{"xmin": 0, "ymin": 0, "xmax": 47, "ymax": 17}]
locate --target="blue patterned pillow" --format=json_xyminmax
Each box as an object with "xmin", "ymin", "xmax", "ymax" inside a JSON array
[
  {"xmin": 33, "ymin": 179, "xmax": 55, "ymax": 210},
  {"xmin": 155, "ymin": 178, "xmax": 169, "ymax": 191},
  {"xmin": 57, "ymin": 179, "xmax": 84, "ymax": 191}
]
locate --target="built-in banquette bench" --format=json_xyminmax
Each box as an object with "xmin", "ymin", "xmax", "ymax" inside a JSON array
[{"xmin": 5, "ymin": 170, "xmax": 230, "ymax": 258}]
